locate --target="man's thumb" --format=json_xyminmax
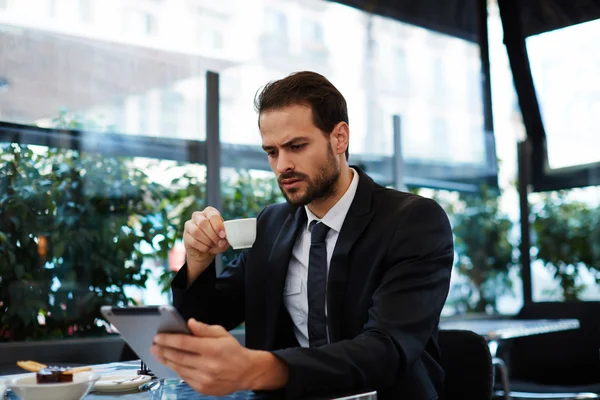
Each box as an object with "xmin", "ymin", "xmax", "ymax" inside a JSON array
[{"xmin": 187, "ymin": 319, "xmax": 226, "ymax": 338}]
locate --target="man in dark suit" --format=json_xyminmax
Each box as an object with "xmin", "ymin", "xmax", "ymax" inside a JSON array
[{"xmin": 151, "ymin": 71, "xmax": 454, "ymax": 399}]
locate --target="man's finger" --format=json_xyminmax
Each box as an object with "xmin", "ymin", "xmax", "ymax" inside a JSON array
[
  {"xmin": 209, "ymin": 242, "xmax": 230, "ymax": 255},
  {"xmin": 188, "ymin": 319, "xmax": 228, "ymax": 338},
  {"xmin": 184, "ymin": 230, "xmax": 212, "ymax": 253},
  {"xmin": 150, "ymin": 344, "xmax": 200, "ymax": 369},
  {"xmin": 153, "ymin": 332, "xmax": 197, "ymax": 350},
  {"xmin": 177, "ymin": 369, "xmax": 211, "ymax": 393},
  {"xmin": 155, "ymin": 355, "xmax": 203, "ymax": 387},
  {"xmin": 192, "ymin": 214, "xmax": 221, "ymax": 245},
  {"xmin": 204, "ymin": 209, "xmax": 226, "ymax": 240}
]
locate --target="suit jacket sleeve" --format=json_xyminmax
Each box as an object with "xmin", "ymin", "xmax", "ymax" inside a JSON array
[
  {"xmin": 171, "ymin": 251, "xmax": 247, "ymax": 331},
  {"xmin": 272, "ymin": 197, "xmax": 454, "ymax": 398}
]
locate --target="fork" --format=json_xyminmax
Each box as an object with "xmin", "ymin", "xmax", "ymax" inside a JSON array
[{"xmin": 114, "ymin": 377, "xmax": 140, "ymax": 385}]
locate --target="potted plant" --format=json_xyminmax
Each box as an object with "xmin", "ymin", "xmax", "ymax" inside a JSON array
[
  {"xmin": 531, "ymin": 191, "xmax": 600, "ymax": 301},
  {"xmin": 446, "ymin": 185, "xmax": 517, "ymax": 314},
  {"xmin": 1, "ymin": 110, "xmax": 286, "ymax": 351}
]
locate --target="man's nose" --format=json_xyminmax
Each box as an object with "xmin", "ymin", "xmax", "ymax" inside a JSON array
[{"xmin": 276, "ymin": 152, "xmax": 294, "ymax": 174}]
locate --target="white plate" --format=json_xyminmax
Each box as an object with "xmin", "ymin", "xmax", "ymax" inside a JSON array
[
  {"xmin": 7, "ymin": 371, "xmax": 99, "ymax": 400},
  {"xmin": 0, "ymin": 381, "xmax": 6, "ymax": 398},
  {"xmin": 93, "ymin": 374, "xmax": 152, "ymax": 392}
]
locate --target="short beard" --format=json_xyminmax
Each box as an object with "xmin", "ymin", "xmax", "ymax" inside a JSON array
[{"xmin": 278, "ymin": 147, "xmax": 340, "ymax": 206}]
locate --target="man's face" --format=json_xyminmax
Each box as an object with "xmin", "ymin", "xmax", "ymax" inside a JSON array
[{"xmin": 260, "ymin": 104, "xmax": 340, "ymax": 206}]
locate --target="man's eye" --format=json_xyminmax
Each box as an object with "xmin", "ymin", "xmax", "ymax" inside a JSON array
[{"xmin": 291, "ymin": 144, "xmax": 305, "ymax": 150}]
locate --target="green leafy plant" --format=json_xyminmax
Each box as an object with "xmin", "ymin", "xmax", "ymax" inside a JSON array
[
  {"xmin": 446, "ymin": 186, "xmax": 517, "ymax": 314},
  {"xmin": 1, "ymin": 111, "xmax": 285, "ymax": 341},
  {"xmin": 531, "ymin": 191, "xmax": 600, "ymax": 301},
  {"xmin": 0, "ymin": 143, "xmax": 169, "ymax": 340}
]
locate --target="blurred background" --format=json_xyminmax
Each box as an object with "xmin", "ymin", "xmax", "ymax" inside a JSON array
[{"xmin": 0, "ymin": 0, "xmax": 598, "ymax": 359}]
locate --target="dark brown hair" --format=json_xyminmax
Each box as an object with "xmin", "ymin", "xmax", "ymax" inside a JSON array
[{"xmin": 254, "ymin": 71, "xmax": 349, "ymax": 160}]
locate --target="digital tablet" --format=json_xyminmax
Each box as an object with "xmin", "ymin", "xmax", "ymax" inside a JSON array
[{"xmin": 100, "ymin": 305, "xmax": 191, "ymax": 378}]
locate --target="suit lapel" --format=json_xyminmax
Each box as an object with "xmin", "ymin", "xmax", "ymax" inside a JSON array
[
  {"xmin": 327, "ymin": 168, "xmax": 376, "ymax": 342},
  {"xmin": 264, "ymin": 206, "xmax": 306, "ymax": 349}
]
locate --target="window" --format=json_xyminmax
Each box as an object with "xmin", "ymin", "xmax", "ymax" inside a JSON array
[
  {"xmin": 0, "ymin": 0, "xmax": 7, "ymax": 10},
  {"xmin": 265, "ymin": 9, "xmax": 287, "ymax": 35},
  {"xmin": 0, "ymin": 0, "xmax": 502, "ymax": 345},
  {"xmin": 469, "ymin": 126, "xmax": 486, "ymax": 164},
  {"xmin": 529, "ymin": 188, "xmax": 600, "ymax": 302},
  {"xmin": 302, "ymin": 19, "xmax": 323, "ymax": 44},
  {"xmin": 301, "ymin": 18, "xmax": 327, "ymax": 63},
  {"xmin": 260, "ymin": 9, "xmax": 289, "ymax": 55},
  {"xmin": 433, "ymin": 57, "xmax": 446, "ymax": 95},
  {"xmin": 197, "ymin": 27, "xmax": 223, "ymax": 50},
  {"xmin": 79, "ymin": 0, "xmax": 92, "ymax": 23},
  {"xmin": 393, "ymin": 49, "xmax": 408, "ymax": 92},
  {"xmin": 138, "ymin": 94, "xmax": 150, "ymax": 135},
  {"xmin": 221, "ymin": 0, "xmax": 495, "ymax": 178},
  {"xmin": 431, "ymin": 118, "xmax": 449, "ymax": 162},
  {"xmin": 44, "ymin": 0, "xmax": 56, "ymax": 17},
  {"xmin": 468, "ymin": 66, "xmax": 482, "ymax": 111},
  {"xmin": 527, "ymin": 19, "xmax": 600, "ymax": 170},
  {"xmin": 125, "ymin": 10, "xmax": 157, "ymax": 36},
  {"xmin": 160, "ymin": 89, "xmax": 184, "ymax": 135},
  {"xmin": 0, "ymin": 6, "xmax": 208, "ymax": 342}
]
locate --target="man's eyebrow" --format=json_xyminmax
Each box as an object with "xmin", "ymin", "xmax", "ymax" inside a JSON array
[
  {"xmin": 262, "ymin": 137, "xmax": 310, "ymax": 151},
  {"xmin": 281, "ymin": 137, "xmax": 310, "ymax": 147}
]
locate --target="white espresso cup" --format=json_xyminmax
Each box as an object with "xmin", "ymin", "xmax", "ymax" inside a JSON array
[{"xmin": 223, "ymin": 218, "xmax": 257, "ymax": 250}]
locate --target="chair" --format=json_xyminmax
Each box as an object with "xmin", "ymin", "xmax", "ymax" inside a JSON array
[
  {"xmin": 120, "ymin": 342, "xmax": 139, "ymax": 361},
  {"xmin": 493, "ymin": 302, "xmax": 600, "ymax": 399},
  {"xmin": 439, "ymin": 329, "xmax": 494, "ymax": 400}
]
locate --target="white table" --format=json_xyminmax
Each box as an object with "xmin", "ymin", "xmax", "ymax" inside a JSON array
[
  {"xmin": 2, "ymin": 360, "xmax": 377, "ymax": 399},
  {"xmin": 439, "ymin": 318, "xmax": 580, "ymax": 341}
]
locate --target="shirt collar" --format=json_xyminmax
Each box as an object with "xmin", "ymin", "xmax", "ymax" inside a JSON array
[{"xmin": 305, "ymin": 168, "xmax": 360, "ymax": 233}]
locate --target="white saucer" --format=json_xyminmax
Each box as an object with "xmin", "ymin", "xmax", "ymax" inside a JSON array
[{"xmin": 93, "ymin": 374, "xmax": 152, "ymax": 392}]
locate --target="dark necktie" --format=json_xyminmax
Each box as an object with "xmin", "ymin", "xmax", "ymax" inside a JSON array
[{"xmin": 307, "ymin": 220, "xmax": 330, "ymax": 347}]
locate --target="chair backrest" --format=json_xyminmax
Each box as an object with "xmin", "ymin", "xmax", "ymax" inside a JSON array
[
  {"xmin": 510, "ymin": 301, "xmax": 600, "ymax": 385},
  {"xmin": 438, "ymin": 329, "xmax": 493, "ymax": 400}
]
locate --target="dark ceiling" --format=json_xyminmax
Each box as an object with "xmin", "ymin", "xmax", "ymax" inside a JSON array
[
  {"xmin": 331, "ymin": 0, "xmax": 600, "ymax": 41},
  {"xmin": 332, "ymin": 0, "xmax": 479, "ymax": 42},
  {"xmin": 516, "ymin": 0, "xmax": 600, "ymax": 37}
]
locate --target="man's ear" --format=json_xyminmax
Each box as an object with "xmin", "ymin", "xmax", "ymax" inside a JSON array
[{"xmin": 330, "ymin": 122, "xmax": 349, "ymax": 157}]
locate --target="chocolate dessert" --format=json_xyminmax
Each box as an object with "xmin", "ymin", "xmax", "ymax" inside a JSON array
[{"xmin": 35, "ymin": 366, "xmax": 73, "ymax": 384}]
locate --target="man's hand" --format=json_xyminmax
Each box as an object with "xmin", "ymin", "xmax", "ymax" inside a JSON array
[
  {"xmin": 151, "ymin": 319, "xmax": 289, "ymax": 396},
  {"xmin": 183, "ymin": 207, "xmax": 229, "ymax": 285}
]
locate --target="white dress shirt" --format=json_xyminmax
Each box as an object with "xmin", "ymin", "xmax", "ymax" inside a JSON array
[{"xmin": 283, "ymin": 168, "xmax": 360, "ymax": 347}]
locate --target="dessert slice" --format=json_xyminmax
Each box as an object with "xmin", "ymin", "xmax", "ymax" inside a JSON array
[
  {"xmin": 17, "ymin": 360, "xmax": 93, "ymax": 384},
  {"xmin": 36, "ymin": 366, "xmax": 74, "ymax": 384}
]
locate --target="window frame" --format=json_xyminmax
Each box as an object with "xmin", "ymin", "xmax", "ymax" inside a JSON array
[{"xmin": 499, "ymin": 0, "xmax": 600, "ymax": 192}]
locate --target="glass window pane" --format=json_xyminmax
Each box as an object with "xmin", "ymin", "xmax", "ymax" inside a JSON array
[
  {"xmin": 0, "ymin": 0, "xmax": 211, "ymax": 341},
  {"xmin": 0, "ymin": 19, "xmax": 208, "ymax": 140},
  {"xmin": 526, "ymin": 19, "xmax": 600, "ymax": 169},
  {"xmin": 0, "ymin": 140, "xmax": 207, "ymax": 340},
  {"xmin": 79, "ymin": 0, "xmax": 93, "ymax": 23},
  {"xmin": 529, "ymin": 188, "xmax": 600, "ymax": 302},
  {"xmin": 218, "ymin": 0, "xmax": 490, "ymax": 190}
]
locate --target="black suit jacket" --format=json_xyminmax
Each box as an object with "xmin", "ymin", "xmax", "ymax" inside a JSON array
[{"xmin": 172, "ymin": 168, "xmax": 454, "ymax": 400}]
